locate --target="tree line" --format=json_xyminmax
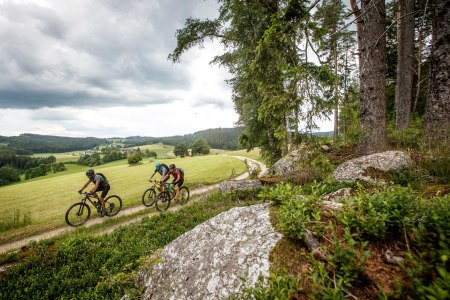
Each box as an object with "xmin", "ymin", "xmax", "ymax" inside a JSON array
[
  {"xmin": 0, "ymin": 134, "xmax": 108, "ymax": 154},
  {"xmin": 0, "ymin": 150, "xmax": 66, "ymax": 185},
  {"xmin": 123, "ymin": 127, "xmax": 244, "ymax": 150},
  {"xmin": 169, "ymin": 0, "xmax": 449, "ymax": 162}
]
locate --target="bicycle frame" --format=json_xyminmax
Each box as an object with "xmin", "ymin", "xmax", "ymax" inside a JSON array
[
  {"xmin": 148, "ymin": 179, "xmax": 168, "ymax": 192},
  {"xmin": 78, "ymin": 192, "xmax": 101, "ymax": 213}
]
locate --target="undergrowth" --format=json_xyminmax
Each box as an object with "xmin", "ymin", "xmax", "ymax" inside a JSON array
[
  {"xmin": 245, "ymin": 182, "xmax": 450, "ymax": 299},
  {"xmin": 0, "ymin": 191, "xmax": 261, "ymax": 300}
]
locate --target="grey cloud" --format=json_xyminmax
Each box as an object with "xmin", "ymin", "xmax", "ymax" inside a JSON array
[
  {"xmin": 0, "ymin": 87, "xmax": 175, "ymax": 109},
  {"xmin": 0, "ymin": 0, "xmax": 220, "ymax": 110},
  {"xmin": 192, "ymin": 96, "xmax": 232, "ymax": 109}
]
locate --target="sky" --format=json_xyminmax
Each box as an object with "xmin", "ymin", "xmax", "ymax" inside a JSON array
[{"xmin": 0, "ymin": 0, "xmax": 333, "ymax": 138}]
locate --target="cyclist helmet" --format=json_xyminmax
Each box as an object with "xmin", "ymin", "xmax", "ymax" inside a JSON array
[
  {"xmin": 169, "ymin": 164, "xmax": 176, "ymax": 169},
  {"xmin": 86, "ymin": 169, "xmax": 94, "ymax": 177},
  {"xmin": 155, "ymin": 162, "xmax": 162, "ymax": 168}
]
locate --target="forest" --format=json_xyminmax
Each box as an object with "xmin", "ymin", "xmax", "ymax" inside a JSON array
[
  {"xmin": 123, "ymin": 127, "xmax": 245, "ymax": 150},
  {"xmin": 0, "ymin": 134, "xmax": 108, "ymax": 154},
  {"xmin": 169, "ymin": 0, "xmax": 449, "ymax": 162}
]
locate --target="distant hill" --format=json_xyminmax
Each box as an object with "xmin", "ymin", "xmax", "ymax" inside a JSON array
[
  {"xmin": 0, "ymin": 134, "xmax": 108, "ymax": 154},
  {"xmin": 312, "ymin": 131, "xmax": 333, "ymax": 137},
  {"xmin": 123, "ymin": 127, "xmax": 244, "ymax": 151},
  {"xmin": 0, "ymin": 129, "xmax": 333, "ymax": 154},
  {"xmin": 0, "ymin": 128, "xmax": 244, "ymax": 154}
]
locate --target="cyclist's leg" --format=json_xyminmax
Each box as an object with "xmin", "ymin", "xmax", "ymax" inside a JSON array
[
  {"xmin": 99, "ymin": 185, "xmax": 110, "ymax": 215},
  {"xmin": 174, "ymin": 179, "xmax": 183, "ymax": 199}
]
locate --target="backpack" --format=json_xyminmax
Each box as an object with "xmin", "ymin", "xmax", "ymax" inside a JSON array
[
  {"xmin": 177, "ymin": 168, "xmax": 184, "ymax": 177},
  {"xmin": 157, "ymin": 164, "xmax": 169, "ymax": 175},
  {"xmin": 96, "ymin": 173, "xmax": 107, "ymax": 180}
]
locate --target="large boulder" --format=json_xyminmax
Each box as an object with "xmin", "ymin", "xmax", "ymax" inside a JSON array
[
  {"xmin": 332, "ymin": 151, "xmax": 412, "ymax": 183},
  {"xmin": 271, "ymin": 147, "xmax": 313, "ymax": 176},
  {"xmin": 134, "ymin": 204, "xmax": 282, "ymax": 300},
  {"xmin": 219, "ymin": 179, "xmax": 261, "ymax": 194}
]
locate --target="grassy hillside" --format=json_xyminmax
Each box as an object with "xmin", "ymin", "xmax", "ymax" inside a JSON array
[{"xmin": 0, "ymin": 155, "xmax": 247, "ymax": 244}]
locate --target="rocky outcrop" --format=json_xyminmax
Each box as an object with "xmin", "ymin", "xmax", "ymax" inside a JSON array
[
  {"xmin": 134, "ymin": 204, "xmax": 282, "ymax": 300},
  {"xmin": 219, "ymin": 180, "xmax": 262, "ymax": 194},
  {"xmin": 332, "ymin": 151, "xmax": 412, "ymax": 183},
  {"xmin": 271, "ymin": 147, "xmax": 313, "ymax": 176},
  {"xmin": 322, "ymin": 188, "xmax": 353, "ymax": 211}
]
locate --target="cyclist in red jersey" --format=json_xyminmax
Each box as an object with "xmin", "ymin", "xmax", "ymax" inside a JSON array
[{"xmin": 161, "ymin": 164, "xmax": 184, "ymax": 199}]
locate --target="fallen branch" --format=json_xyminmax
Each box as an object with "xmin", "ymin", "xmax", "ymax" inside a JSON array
[{"xmin": 304, "ymin": 229, "xmax": 328, "ymax": 260}]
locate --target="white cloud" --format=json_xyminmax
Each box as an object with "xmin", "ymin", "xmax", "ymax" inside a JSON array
[
  {"xmin": 0, "ymin": 0, "xmax": 331, "ymax": 138},
  {"xmin": 0, "ymin": 0, "xmax": 239, "ymax": 137}
]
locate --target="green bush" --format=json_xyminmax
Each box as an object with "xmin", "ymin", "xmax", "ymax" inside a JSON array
[
  {"xmin": 234, "ymin": 273, "xmax": 301, "ymax": 299},
  {"xmin": 309, "ymin": 227, "xmax": 370, "ymax": 298},
  {"xmin": 24, "ymin": 164, "xmax": 49, "ymax": 179},
  {"xmin": 336, "ymin": 187, "xmax": 421, "ymax": 239},
  {"xmin": 279, "ymin": 194, "xmax": 323, "ymax": 240},
  {"xmin": 388, "ymin": 117, "xmax": 424, "ymax": 149},
  {"xmin": 0, "ymin": 166, "xmax": 20, "ymax": 185},
  {"xmin": 258, "ymin": 182, "xmax": 303, "ymax": 205}
]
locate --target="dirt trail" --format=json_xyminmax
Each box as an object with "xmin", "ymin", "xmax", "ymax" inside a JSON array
[{"xmin": 0, "ymin": 156, "xmax": 267, "ymax": 254}]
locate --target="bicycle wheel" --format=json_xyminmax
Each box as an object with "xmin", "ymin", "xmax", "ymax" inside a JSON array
[
  {"xmin": 142, "ymin": 188, "xmax": 157, "ymax": 207},
  {"xmin": 155, "ymin": 191, "xmax": 171, "ymax": 211},
  {"xmin": 65, "ymin": 202, "xmax": 91, "ymax": 227},
  {"xmin": 105, "ymin": 195, "xmax": 122, "ymax": 216},
  {"xmin": 179, "ymin": 186, "xmax": 190, "ymax": 205}
]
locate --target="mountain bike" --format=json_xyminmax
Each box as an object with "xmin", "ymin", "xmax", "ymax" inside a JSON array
[
  {"xmin": 155, "ymin": 182, "xmax": 190, "ymax": 212},
  {"xmin": 142, "ymin": 179, "xmax": 165, "ymax": 207},
  {"xmin": 65, "ymin": 192, "xmax": 122, "ymax": 227}
]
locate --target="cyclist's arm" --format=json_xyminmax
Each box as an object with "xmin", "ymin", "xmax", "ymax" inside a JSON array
[
  {"xmin": 79, "ymin": 180, "xmax": 90, "ymax": 193},
  {"xmin": 90, "ymin": 181, "xmax": 100, "ymax": 194},
  {"xmin": 149, "ymin": 171, "xmax": 157, "ymax": 180},
  {"xmin": 161, "ymin": 172, "xmax": 169, "ymax": 182}
]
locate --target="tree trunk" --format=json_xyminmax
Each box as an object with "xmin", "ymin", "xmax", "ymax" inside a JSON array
[
  {"xmin": 353, "ymin": 0, "xmax": 388, "ymax": 154},
  {"xmin": 412, "ymin": 26, "xmax": 423, "ymax": 115},
  {"xmin": 424, "ymin": 0, "xmax": 450, "ymax": 147},
  {"xmin": 333, "ymin": 23, "xmax": 339, "ymax": 142},
  {"xmin": 395, "ymin": 0, "xmax": 415, "ymax": 130}
]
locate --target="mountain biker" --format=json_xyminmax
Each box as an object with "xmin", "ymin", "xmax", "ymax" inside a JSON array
[
  {"xmin": 161, "ymin": 164, "xmax": 184, "ymax": 200},
  {"xmin": 78, "ymin": 169, "xmax": 110, "ymax": 217},
  {"xmin": 149, "ymin": 162, "xmax": 170, "ymax": 182}
]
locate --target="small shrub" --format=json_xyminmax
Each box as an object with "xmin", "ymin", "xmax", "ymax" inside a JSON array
[
  {"xmin": 234, "ymin": 273, "xmax": 301, "ymax": 299},
  {"xmin": 258, "ymin": 182, "xmax": 303, "ymax": 205},
  {"xmin": 279, "ymin": 194, "xmax": 323, "ymax": 240},
  {"xmin": 336, "ymin": 187, "xmax": 421, "ymax": 239},
  {"xmin": 309, "ymin": 226, "xmax": 370, "ymax": 298}
]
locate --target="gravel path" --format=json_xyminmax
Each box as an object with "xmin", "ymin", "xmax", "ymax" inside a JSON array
[{"xmin": 0, "ymin": 156, "xmax": 267, "ymax": 254}]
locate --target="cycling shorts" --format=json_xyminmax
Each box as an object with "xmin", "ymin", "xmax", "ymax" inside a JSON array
[
  {"xmin": 99, "ymin": 184, "xmax": 110, "ymax": 198},
  {"xmin": 173, "ymin": 179, "xmax": 184, "ymax": 188}
]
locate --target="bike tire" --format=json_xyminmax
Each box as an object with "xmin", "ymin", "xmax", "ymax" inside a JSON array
[
  {"xmin": 155, "ymin": 191, "xmax": 171, "ymax": 211},
  {"xmin": 65, "ymin": 202, "xmax": 91, "ymax": 227},
  {"xmin": 142, "ymin": 188, "xmax": 157, "ymax": 207},
  {"xmin": 105, "ymin": 195, "xmax": 122, "ymax": 216},
  {"xmin": 180, "ymin": 186, "xmax": 190, "ymax": 205}
]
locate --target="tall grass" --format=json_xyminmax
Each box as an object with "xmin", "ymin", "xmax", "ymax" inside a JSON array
[{"xmin": 0, "ymin": 209, "xmax": 32, "ymax": 232}]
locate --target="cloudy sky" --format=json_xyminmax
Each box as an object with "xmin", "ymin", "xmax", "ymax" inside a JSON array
[{"xmin": 0, "ymin": 0, "xmax": 333, "ymax": 138}]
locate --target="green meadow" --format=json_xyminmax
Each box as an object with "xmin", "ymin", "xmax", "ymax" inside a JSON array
[
  {"xmin": 128, "ymin": 143, "xmax": 175, "ymax": 158},
  {"xmin": 0, "ymin": 153, "xmax": 247, "ymax": 244},
  {"xmin": 32, "ymin": 151, "xmax": 85, "ymax": 163}
]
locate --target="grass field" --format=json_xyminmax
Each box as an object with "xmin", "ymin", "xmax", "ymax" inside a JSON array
[
  {"xmin": 32, "ymin": 151, "xmax": 85, "ymax": 163},
  {"xmin": 225, "ymin": 148, "xmax": 262, "ymax": 161},
  {"xmin": 125, "ymin": 143, "xmax": 175, "ymax": 158},
  {"xmin": 0, "ymin": 154, "xmax": 247, "ymax": 244}
]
